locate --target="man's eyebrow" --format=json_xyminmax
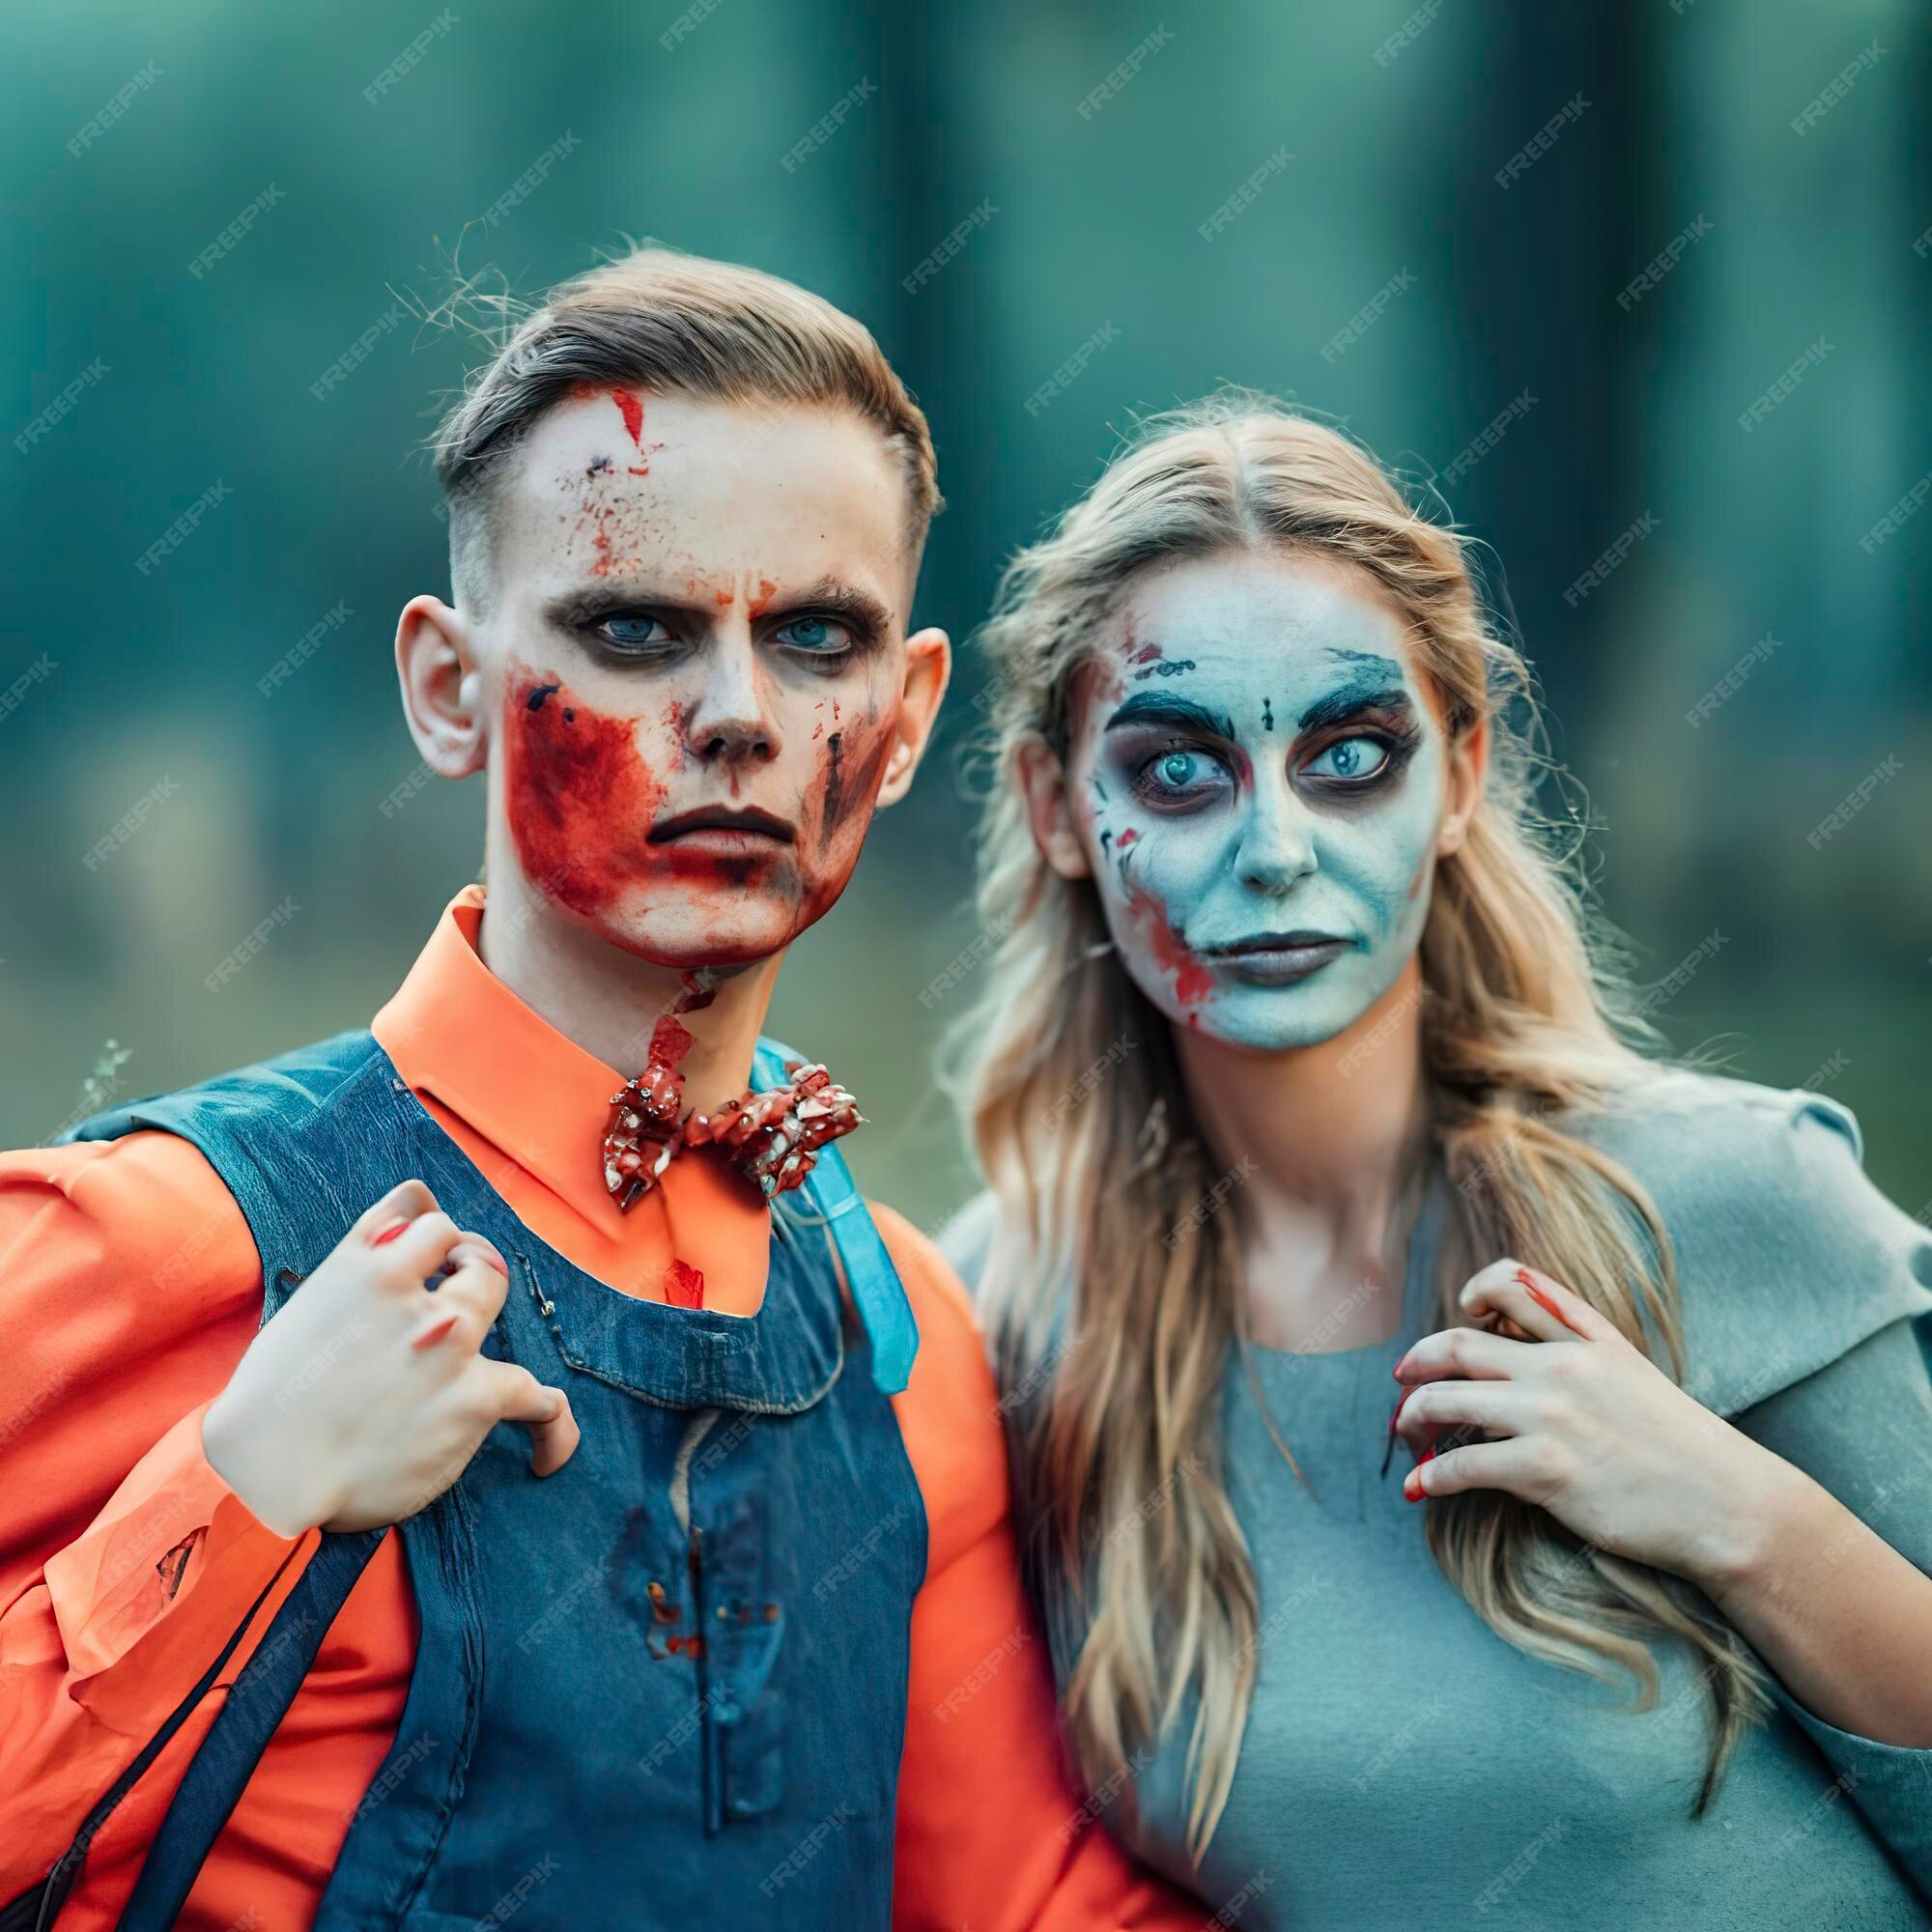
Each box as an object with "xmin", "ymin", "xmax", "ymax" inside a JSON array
[
  {"xmin": 541, "ymin": 577, "xmax": 895, "ymax": 638},
  {"xmin": 782, "ymin": 577, "xmax": 895, "ymax": 639},
  {"xmin": 1102, "ymin": 693, "xmax": 1238, "ymax": 739},
  {"xmin": 1297, "ymin": 673, "xmax": 1415, "ymax": 734}
]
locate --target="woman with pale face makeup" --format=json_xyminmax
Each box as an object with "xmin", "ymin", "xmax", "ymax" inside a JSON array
[{"xmin": 939, "ymin": 395, "xmax": 1932, "ymax": 1926}]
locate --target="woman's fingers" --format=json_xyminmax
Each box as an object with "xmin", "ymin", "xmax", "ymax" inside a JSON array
[
  {"xmin": 1460, "ymin": 1258, "xmax": 1617, "ymax": 1345},
  {"xmin": 1404, "ymin": 1432, "xmax": 1565, "ymax": 1504},
  {"xmin": 487, "ymin": 1363, "xmax": 580, "ymax": 1477},
  {"xmin": 1392, "ymin": 1378, "xmax": 1537, "ymax": 1461},
  {"xmin": 1393, "ymin": 1323, "xmax": 1532, "ymax": 1385}
]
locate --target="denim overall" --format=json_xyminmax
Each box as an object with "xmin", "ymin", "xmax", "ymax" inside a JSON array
[{"xmin": 27, "ymin": 1028, "xmax": 927, "ymax": 1932}]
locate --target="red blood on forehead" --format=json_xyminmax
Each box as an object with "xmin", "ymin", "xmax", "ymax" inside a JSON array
[{"xmin": 570, "ymin": 380, "xmax": 645, "ymax": 449}]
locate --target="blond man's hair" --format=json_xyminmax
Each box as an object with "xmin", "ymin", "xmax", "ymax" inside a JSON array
[{"xmin": 431, "ymin": 246, "xmax": 942, "ymax": 611}]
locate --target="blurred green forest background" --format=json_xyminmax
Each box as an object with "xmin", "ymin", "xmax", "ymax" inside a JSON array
[{"xmin": 4, "ymin": 0, "xmax": 1928, "ymax": 1236}]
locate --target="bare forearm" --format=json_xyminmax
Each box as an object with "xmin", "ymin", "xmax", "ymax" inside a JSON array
[{"xmin": 1697, "ymin": 1454, "xmax": 1932, "ymax": 1748}]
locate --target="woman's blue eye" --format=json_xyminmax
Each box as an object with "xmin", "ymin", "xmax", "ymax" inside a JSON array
[
  {"xmin": 1152, "ymin": 752, "xmax": 1199, "ymax": 789},
  {"xmin": 775, "ymin": 616, "xmax": 850, "ymax": 654},
  {"xmin": 601, "ymin": 614, "xmax": 670, "ymax": 648},
  {"xmin": 1303, "ymin": 736, "xmax": 1389, "ymax": 781}
]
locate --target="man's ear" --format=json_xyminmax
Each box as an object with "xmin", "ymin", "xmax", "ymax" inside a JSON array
[
  {"xmin": 1015, "ymin": 733, "xmax": 1092, "ymax": 881},
  {"xmin": 396, "ymin": 595, "xmax": 487, "ymax": 778},
  {"xmin": 1436, "ymin": 715, "xmax": 1489, "ymax": 858},
  {"xmin": 874, "ymin": 626, "xmax": 952, "ymax": 807}
]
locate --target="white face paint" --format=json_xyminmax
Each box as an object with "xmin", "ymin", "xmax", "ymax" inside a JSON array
[{"xmin": 1064, "ymin": 549, "xmax": 1451, "ymax": 1050}]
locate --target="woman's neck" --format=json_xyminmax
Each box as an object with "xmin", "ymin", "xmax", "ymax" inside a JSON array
[{"xmin": 1172, "ymin": 957, "xmax": 1434, "ymax": 1346}]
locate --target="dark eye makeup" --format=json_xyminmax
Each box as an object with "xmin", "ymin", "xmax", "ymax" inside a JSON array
[
  {"xmin": 551, "ymin": 589, "xmax": 882, "ymax": 675},
  {"xmin": 1113, "ymin": 700, "xmax": 1422, "ymax": 811}
]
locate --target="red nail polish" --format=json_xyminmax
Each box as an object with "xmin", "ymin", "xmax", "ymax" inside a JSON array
[
  {"xmin": 371, "ymin": 1216, "xmax": 411, "ymax": 1247},
  {"xmin": 1404, "ymin": 1468, "xmax": 1424, "ymax": 1500}
]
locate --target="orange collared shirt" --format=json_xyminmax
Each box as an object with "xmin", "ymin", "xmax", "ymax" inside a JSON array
[{"xmin": 0, "ymin": 886, "xmax": 1190, "ymax": 1930}]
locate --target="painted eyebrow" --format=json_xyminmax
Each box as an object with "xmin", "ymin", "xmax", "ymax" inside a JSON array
[
  {"xmin": 1296, "ymin": 674, "xmax": 1415, "ymax": 734},
  {"xmin": 1102, "ymin": 693, "xmax": 1238, "ymax": 739}
]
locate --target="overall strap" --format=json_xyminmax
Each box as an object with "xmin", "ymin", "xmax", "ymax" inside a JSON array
[
  {"xmin": 111, "ymin": 1529, "xmax": 388, "ymax": 1931},
  {"xmin": 753, "ymin": 1036, "xmax": 919, "ymax": 1394}
]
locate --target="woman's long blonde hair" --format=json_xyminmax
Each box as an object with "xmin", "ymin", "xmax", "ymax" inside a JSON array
[{"xmin": 940, "ymin": 392, "xmax": 1770, "ymax": 1862}]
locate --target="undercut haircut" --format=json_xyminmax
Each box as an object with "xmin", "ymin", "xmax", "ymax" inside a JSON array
[{"xmin": 431, "ymin": 246, "xmax": 943, "ymax": 613}]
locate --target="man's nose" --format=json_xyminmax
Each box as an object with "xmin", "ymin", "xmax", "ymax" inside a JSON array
[{"xmin": 682, "ymin": 618, "xmax": 779, "ymax": 765}]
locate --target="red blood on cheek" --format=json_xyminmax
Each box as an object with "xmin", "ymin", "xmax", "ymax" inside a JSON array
[
  {"xmin": 1123, "ymin": 880, "xmax": 1214, "ymax": 1010},
  {"xmin": 504, "ymin": 669, "xmax": 667, "ymax": 920}
]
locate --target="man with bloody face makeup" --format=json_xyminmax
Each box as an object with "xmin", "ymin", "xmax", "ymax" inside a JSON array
[{"xmin": 0, "ymin": 251, "xmax": 1193, "ymax": 1930}]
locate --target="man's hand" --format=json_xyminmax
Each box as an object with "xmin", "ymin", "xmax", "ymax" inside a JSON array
[{"xmin": 202, "ymin": 1179, "xmax": 580, "ymax": 1536}]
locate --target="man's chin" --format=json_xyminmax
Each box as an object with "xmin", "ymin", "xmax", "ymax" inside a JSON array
[{"xmin": 594, "ymin": 912, "xmax": 793, "ymax": 976}]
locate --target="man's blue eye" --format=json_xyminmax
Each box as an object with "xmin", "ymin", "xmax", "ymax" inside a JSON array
[
  {"xmin": 1303, "ymin": 736, "xmax": 1390, "ymax": 781},
  {"xmin": 775, "ymin": 616, "xmax": 850, "ymax": 653},
  {"xmin": 602, "ymin": 614, "xmax": 669, "ymax": 647}
]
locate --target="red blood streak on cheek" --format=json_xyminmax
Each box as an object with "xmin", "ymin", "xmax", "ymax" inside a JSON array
[
  {"xmin": 1118, "ymin": 828, "xmax": 1140, "ymax": 848},
  {"xmin": 663, "ymin": 1259, "xmax": 705, "ymax": 1308},
  {"xmin": 746, "ymin": 578, "xmax": 778, "ymax": 619},
  {"xmin": 1123, "ymin": 880, "xmax": 1214, "ymax": 1009},
  {"xmin": 504, "ymin": 671, "xmax": 667, "ymax": 919}
]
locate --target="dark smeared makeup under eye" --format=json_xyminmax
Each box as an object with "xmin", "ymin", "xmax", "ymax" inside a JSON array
[
  {"xmin": 1112, "ymin": 731, "xmax": 1239, "ymax": 810},
  {"xmin": 1293, "ymin": 703, "xmax": 1422, "ymax": 800}
]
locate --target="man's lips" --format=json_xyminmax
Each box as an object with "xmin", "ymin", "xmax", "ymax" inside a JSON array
[{"xmin": 647, "ymin": 807, "xmax": 796, "ymax": 845}]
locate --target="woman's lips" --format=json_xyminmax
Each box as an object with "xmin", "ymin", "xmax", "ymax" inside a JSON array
[{"xmin": 1201, "ymin": 936, "xmax": 1350, "ymax": 985}]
